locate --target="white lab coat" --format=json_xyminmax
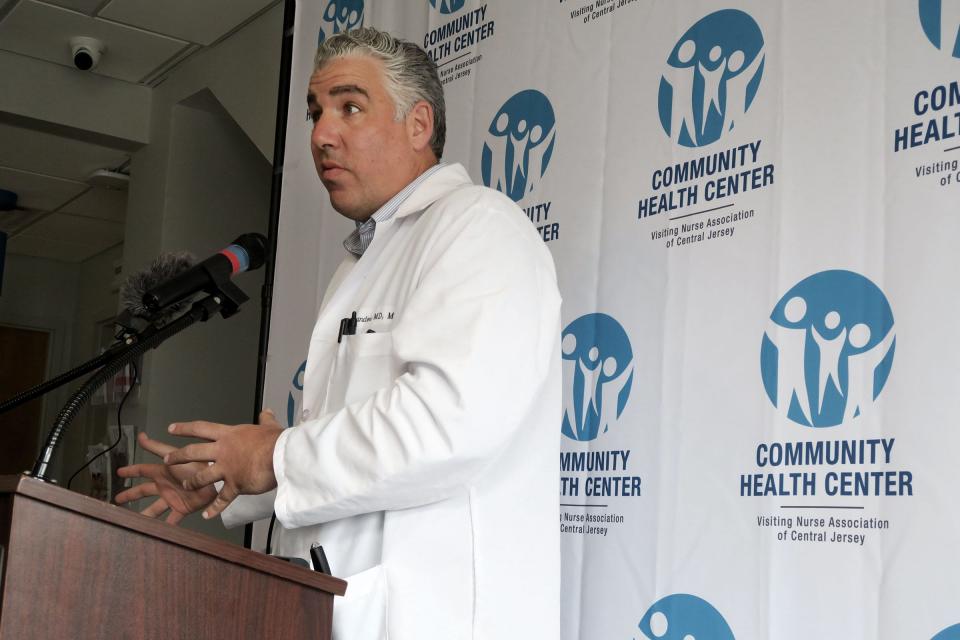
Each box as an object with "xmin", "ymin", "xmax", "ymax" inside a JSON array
[{"xmin": 223, "ymin": 163, "xmax": 562, "ymax": 640}]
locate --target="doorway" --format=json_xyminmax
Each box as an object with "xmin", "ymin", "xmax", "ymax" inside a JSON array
[{"xmin": 0, "ymin": 325, "xmax": 50, "ymax": 474}]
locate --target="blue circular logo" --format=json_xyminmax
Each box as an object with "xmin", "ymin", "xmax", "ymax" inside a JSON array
[
  {"xmin": 638, "ymin": 594, "xmax": 735, "ymax": 640},
  {"xmin": 760, "ymin": 270, "xmax": 896, "ymax": 428},
  {"xmin": 481, "ymin": 89, "xmax": 557, "ymax": 202},
  {"xmin": 933, "ymin": 624, "xmax": 960, "ymax": 640},
  {"xmin": 561, "ymin": 313, "xmax": 634, "ymax": 442},
  {"xmin": 919, "ymin": 0, "xmax": 960, "ymax": 57},
  {"xmin": 286, "ymin": 360, "xmax": 307, "ymax": 427},
  {"xmin": 429, "ymin": 0, "xmax": 466, "ymax": 14},
  {"xmin": 317, "ymin": 0, "xmax": 364, "ymax": 44},
  {"xmin": 658, "ymin": 9, "xmax": 765, "ymax": 148}
]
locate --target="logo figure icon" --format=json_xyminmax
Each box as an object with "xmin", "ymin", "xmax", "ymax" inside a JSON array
[
  {"xmin": 919, "ymin": 0, "xmax": 960, "ymax": 57},
  {"xmin": 317, "ymin": 0, "xmax": 364, "ymax": 44},
  {"xmin": 429, "ymin": 0, "xmax": 466, "ymax": 14},
  {"xmin": 637, "ymin": 594, "xmax": 735, "ymax": 640},
  {"xmin": 286, "ymin": 360, "xmax": 307, "ymax": 428},
  {"xmin": 933, "ymin": 624, "xmax": 960, "ymax": 640},
  {"xmin": 481, "ymin": 90, "xmax": 557, "ymax": 202},
  {"xmin": 658, "ymin": 9, "xmax": 765, "ymax": 148},
  {"xmin": 561, "ymin": 313, "xmax": 634, "ymax": 442},
  {"xmin": 760, "ymin": 270, "xmax": 896, "ymax": 428}
]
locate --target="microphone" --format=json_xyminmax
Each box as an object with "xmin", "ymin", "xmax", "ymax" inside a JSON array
[
  {"xmin": 143, "ymin": 233, "xmax": 267, "ymax": 313},
  {"xmin": 119, "ymin": 251, "xmax": 196, "ymax": 321}
]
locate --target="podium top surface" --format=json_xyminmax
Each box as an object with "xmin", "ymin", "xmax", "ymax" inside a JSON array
[{"xmin": 0, "ymin": 474, "xmax": 346, "ymax": 596}]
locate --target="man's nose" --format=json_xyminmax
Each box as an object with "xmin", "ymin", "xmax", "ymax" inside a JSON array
[{"xmin": 311, "ymin": 114, "xmax": 339, "ymax": 149}]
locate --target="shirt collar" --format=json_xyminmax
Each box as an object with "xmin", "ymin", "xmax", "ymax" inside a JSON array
[{"xmin": 342, "ymin": 162, "xmax": 447, "ymax": 257}]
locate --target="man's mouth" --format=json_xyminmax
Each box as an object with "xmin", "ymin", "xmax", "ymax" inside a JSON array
[{"xmin": 320, "ymin": 161, "xmax": 345, "ymax": 181}]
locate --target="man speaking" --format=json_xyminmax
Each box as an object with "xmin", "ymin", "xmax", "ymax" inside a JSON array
[{"xmin": 117, "ymin": 27, "xmax": 561, "ymax": 640}]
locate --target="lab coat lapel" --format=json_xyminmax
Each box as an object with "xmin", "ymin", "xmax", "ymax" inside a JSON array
[{"xmin": 299, "ymin": 163, "xmax": 473, "ymax": 418}]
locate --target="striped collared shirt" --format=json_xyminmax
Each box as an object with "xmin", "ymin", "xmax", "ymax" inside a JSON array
[{"xmin": 343, "ymin": 162, "xmax": 446, "ymax": 257}]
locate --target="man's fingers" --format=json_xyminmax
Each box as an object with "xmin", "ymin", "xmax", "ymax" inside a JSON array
[
  {"xmin": 183, "ymin": 464, "xmax": 224, "ymax": 491},
  {"xmin": 116, "ymin": 463, "xmax": 146, "ymax": 479},
  {"xmin": 165, "ymin": 510, "xmax": 185, "ymax": 526},
  {"xmin": 115, "ymin": 482, "xmax": 158, "ymax": 504},
  {"xmin": 163, "ymin": 442, "xmax": 218, "ymax": 465},
  {"xmin": 141, "ymin": 498, "xmax": 170, "ymax": 519},
  {"xmin": 137, "ymin": 431, "xmax": 178, "ymax": 458},
  {"xmin": 202, "ymin": 484, "xmax": 238, "ymax": 520},
  {"xmin": 117, "ymin": 462, "xmax": 165, "ymax": 481},
  {"xmin": 168, "ymin": 420, "xmax": 227, "ymax": 441}
]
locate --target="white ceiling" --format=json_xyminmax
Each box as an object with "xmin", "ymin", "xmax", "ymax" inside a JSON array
[
  {"xmin": 0, "ymin": 121, "xmax": 130, "ymax": 182},
  {"xmin": 100, "ymin": 0, "xmax": 281, "ymax": 47},
  {"xmin": 0, "ymin": 0, "xmax": 278, "ymax": 263},
  {"xmin": 0, "ymin": 1, "xmax": 190, "ymax": 83}
]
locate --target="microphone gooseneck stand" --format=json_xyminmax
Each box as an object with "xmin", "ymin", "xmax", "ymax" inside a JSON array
[{"xmin": 30, "ymin": 292, "xmax": 241, "ymax": 483}]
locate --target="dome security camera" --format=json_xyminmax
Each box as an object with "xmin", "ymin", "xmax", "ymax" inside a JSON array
[{"xmin": 69, "ymin": 37, "xmax": 106, "ymax": 71}]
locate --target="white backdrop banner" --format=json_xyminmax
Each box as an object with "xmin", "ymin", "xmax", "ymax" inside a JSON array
[{"xmin": 263, "ymin": 1, "xmax": 960, "ymax": 638}]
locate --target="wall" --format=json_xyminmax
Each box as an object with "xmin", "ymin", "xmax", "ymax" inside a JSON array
[
  {"xmin": 0, "ymin": 244, "xmax": 126, "ymax": 486},
  {"xmin": 143, "ymin": 93, "xmax": 270, "ymax": 450},
  {"xmin": 121, "ymin": 4, "xmax": 281, "ymax": 542},
  {"xmin": 0, "ymin": 252, "xmax": 80, "ymax": 441},
  {"xmin": 63, "ymin": 243, "xmax": 125, "ymax": 491}
]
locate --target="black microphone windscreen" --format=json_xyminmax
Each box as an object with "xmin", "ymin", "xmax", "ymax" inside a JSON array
[{"xmin": 120, "ymin": 252, "xmax": 196, "ymax": 318}]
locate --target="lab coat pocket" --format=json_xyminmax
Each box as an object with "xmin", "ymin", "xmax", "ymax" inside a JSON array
[
  {"xmin": 331, "ymin": 332, "xmax": 402, "ymax": 408},
  {"xmin": 333, "ymin": 564, "xmax": 388, "ymax": 640}
]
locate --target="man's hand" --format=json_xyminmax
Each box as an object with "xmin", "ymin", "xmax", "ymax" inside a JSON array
[
  {"xmin": 162, "ymin": 409, "xmax": 284, "ymax": 520},
  {"xmin": 115, "ymin": 432, "xmax": 217, "ymax": 525}
]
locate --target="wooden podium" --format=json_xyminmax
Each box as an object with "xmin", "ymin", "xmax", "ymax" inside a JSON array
[{"xmin": 0, "ymin": 475, "xmax": 346, "ymax": 639}]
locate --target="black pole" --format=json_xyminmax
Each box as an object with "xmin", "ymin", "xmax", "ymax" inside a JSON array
[
  {"xmin": 247, "ymin": 0, "xmax": 296, "ymax": 550},
  {"xmin": 0, "ymin": 348, "xmax": 116, "ymax": 416}
]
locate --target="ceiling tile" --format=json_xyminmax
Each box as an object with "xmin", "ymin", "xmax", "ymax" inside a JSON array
[
  {"xmin": 59, "ymin": 186, "xmax": 127, "ymax": 222},
  {"xmin": 99, "ymin": 0, "xmax": 276, "ymax": 46},
  {"xmin": 0, "ymin": 1, "xmax": 190, "ymax": 83},
  {"xmin": 0, "ymin": 208, "xmax": 45, "ymax": 235},
  {"xmin": 41, "ymin": 0, "xmax": 103, "ymax": 15},
  {"xmin": 0, "ymin": 122, "xmax": 129, "ymax": 182},
  {"xmin": 6, "ymin": 233, "xmax": 105, "ymax": 262},
  {"xmin": 18, "ymin": 211, "xmax": 124, "ymax": 247},
  {"xmin": 0, "ymin": 167, "xmax": 87, "ymax": 211}
]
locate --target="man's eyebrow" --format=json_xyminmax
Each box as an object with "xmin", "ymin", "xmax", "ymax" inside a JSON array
[
  {"xmin": 307, "ymin": 85, "xmax": 369, "ymax": 106},
  {"xmin": 329, "ymin": 84, "xmax": 369, "ymax": 98}
]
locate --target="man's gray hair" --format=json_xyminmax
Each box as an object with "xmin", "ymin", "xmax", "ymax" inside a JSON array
[{"xmin": 315, "ymin": 27, "xmax": 446, "ymax": 159}]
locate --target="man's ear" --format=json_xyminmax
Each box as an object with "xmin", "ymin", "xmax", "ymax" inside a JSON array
[{"xmin": 407, "ymin": 100, "xmax": 435, "ymax": 153}]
